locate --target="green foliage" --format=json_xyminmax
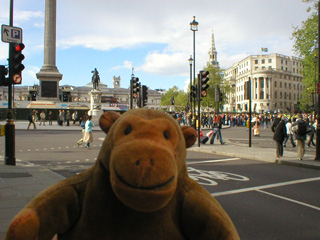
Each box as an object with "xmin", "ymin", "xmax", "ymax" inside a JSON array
[
  {"xmin": 202, "ymin": 64, "xmax": 228, "ymax": 110},
  {"xmin": 160, "ymin": 86, "xmax": 188, "ymax": 110},
  {"xmin": 291, "ymin": 1, "xmax": 318, "ymax": 110}
]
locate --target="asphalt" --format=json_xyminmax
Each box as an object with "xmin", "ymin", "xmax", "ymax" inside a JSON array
[{"xmin": 0, "ymin": 121, "xmax": 320, "ymax": 238}]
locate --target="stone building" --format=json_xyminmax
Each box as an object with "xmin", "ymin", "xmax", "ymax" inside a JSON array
[
  {"xmin": 223, "ymin": 53, "xmax": 304, "ymax": 113},
  {"xmin": 0, "ymin": 75, "xmax": 162, "ymax": 111}
]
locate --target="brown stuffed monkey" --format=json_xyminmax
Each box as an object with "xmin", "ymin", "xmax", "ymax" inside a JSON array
[{"xmin": 6, "ymin": 109, "xmax": 240, "ymax": 240}]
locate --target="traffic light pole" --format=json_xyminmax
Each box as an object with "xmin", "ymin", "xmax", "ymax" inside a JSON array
[
  {"xmin": 315, "ymin": 1, "xmax": 320, "ymax": 161},
  {"xmin": 130, "ymin": 78, "xmax": 133, "ymax": 109},
  {"xmin": 5, "ymin": 0, "xmax": 16, "ymax": 165},
  {"xmin": 197, "ymin": 73, "xmax": 201, "ymax": 147}
]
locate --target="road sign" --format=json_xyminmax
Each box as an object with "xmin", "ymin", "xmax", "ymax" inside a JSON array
[
  {"xmin": 1, "ymin": 25, "xmax": 22, "ymax": 43},
  {"xmin": 12, "ymin": 74, "xmax": 21, "ymax": 84}
]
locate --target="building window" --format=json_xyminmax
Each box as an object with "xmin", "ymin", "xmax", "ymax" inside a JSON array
[
  {"xmin": 289, "ymin": 83, "xmax": 291, "ymax": 89},
  {"xmin": 280, "ymin": 92, "xmax": 283, "ymax": 99},
  {"xmin": 275, "ymin": 91, "xmax": 277, "ymax": 98},
  {"xmin": 280, "ymin": 82, "xmax": 282, "ymax": 88},
  {"xmin": 284, "ymin": 83, "xmax": 287, "ymax": 88},
  {"xmin": 268, "ymin": 59, "xmax": 272, "ymax": 63},
  {"xmin": 255, "ymin": 60, "xmax": 258, "ymax": 64},
  {"xmin": 260, "ymin": 91, "xmax": 264, "ymax": 99},
  {"xmin": 274, "ymin": 81, "xmax": 277, "ymax": 87},
  {"xmin": 262, "ymin": 59, "xmax": 265, "ymax": 64},
  {"xmin": 289, "ymin": 93, "xmax": 291, "ymax": 100}
]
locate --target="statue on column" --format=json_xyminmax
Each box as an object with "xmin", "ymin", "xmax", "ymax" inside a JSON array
[{"xmin": 91, "ymin": 68, "xmax": 100, "ymax": 89}]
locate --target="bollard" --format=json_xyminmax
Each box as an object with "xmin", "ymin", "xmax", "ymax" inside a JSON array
[{"xmin": 0, "ymin": 125, "xmax": 5, "ymax": 136}]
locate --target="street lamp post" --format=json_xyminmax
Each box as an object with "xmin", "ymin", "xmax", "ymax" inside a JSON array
[
  {"xmin": 190, "ymin": 16, "xmax": 198, "ymax": 130},
  {"xmin": 188, "ymin": 56, "xmax": 193, "ymax": 125}
]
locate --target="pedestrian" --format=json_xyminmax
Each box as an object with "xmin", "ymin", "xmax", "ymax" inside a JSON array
[
  {"xmin": 39, "ymin": 110, "xmax": 46, "ymax": 126},
  {"xmin": 253, "ymin": 119, "xmax": 260, "ymax": 137},
  {"xmin": 292, "ymin": 114, "xmax": 307, "ymax": 161},
  {"xmin": 58, "ymin": 110, "xmax": 64, "ymax": 126},
  {"xmin": 209, "ymin": 115, "xmax": 225, "ymax": 145},
  {"xmin": 72, "ymin": 111, "xmax": 78, "ymax": 125},
  {"xmin": 66, "ymin": 110, "xmax": 71, "ymax": 126},
  {"xmin": 83, "ymin": 115, "xmax": 95, "ymax": 149},
  {"xmin": 306, "ymin": 121, "xmax": 316, "ymax": 148},
  {"xmin": 77, "ymin": 115, "xmax": 87, "ymax": 146},
  {"xmin": 271, "ymin": 114, "xmax": 287, "ymax": 158},
  {"xmin": 48, "ymin": 111, "xmax": 53, "ymax": 125},
  {"xmin": 27, "ymin": 110, "xmax": 37, "ymax": 130},
  {"xmin": 284, "ymin": 119, "xmax": 296, "ymax": 148}
]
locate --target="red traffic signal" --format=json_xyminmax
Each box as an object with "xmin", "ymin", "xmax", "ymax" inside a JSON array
[{"xmin": 11, "ymin": 43, "xmax": 25, "ymax": 84}]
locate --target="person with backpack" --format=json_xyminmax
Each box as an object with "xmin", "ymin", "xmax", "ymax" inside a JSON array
[
  {"xmin": 27, "ymin": 110, "xmax": 37, "ymax": 130},
  {"xmin": 292, "ymin": 114, "xmax": 307, "ymax": 161},
  {"xmin": 271, "ymin": 114, "xmax": 287, "ymax": 158}
]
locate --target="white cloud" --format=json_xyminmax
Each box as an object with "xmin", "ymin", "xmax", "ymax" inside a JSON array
[
  {"xmin": 112, "ymin": 60, "xmax": 132, "ymax": 71},
  {"xmin": 0, "ymin": 0, "xmax": 312, "ymax": 90},
  {"xmin": 23, "ymin": 66, "xmax": 40, "ymax": 86}
]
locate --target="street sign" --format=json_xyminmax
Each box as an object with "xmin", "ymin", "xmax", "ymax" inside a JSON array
[
  {"xmin": 1, "ymin": 25, "xmax": 22, "ymax": 43},
  {"xmin": 12, "ymin": 74, "xmax": 22, "ymax": 84}
]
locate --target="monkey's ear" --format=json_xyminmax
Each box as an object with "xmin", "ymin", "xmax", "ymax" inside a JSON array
[
  {"xmin": 181, "ymin": 126, "xmax": 197, "ymax": 148},
  {"xmin": 99, "ymin": 111, "xmax": 121, "ymax": 134}
]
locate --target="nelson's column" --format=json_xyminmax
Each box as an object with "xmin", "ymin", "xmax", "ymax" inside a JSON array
[{"xmin": 36, "ymin": 0, "xmax": 62, "ymax": 101}]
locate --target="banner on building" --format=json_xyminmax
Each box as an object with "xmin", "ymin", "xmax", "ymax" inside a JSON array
[{"xmin": 261, "ymin": 47, "xmax": 268, "ymax": 52}]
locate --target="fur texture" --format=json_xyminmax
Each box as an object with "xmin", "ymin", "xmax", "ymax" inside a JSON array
[{"xmin": 6, "ymin": 109, "xmax": 239, "ymax": 240}]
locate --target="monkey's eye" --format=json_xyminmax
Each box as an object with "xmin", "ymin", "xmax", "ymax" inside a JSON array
[
  {"xmin": 163, "ymin": 131, "xmax": 170, "ymax": 140},
  {"xmin": 124, "ymin": 126, "xmax": 132, "ymax": 135}
]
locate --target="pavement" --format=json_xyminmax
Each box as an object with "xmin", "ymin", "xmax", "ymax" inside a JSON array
[{"xmin": 0, "ymin": 121, "xmax": 320, "ymax": 238}]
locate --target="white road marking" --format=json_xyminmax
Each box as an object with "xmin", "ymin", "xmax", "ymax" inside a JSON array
[
  {"xmin": 188, "ymin": 158, "xmax": 240, "ymax": 165},
  {"xmin": 257, "ymin": 189, "xmax": 320, "ymax": 211},
  {"xmin": 212, "ymin": 177, "xmax": 320, "ymax": 197}
]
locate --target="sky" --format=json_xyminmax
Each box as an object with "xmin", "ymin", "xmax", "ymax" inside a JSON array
[{"xmin": 0, "ymin": 0, "xmax": 314, "ymax": 92}]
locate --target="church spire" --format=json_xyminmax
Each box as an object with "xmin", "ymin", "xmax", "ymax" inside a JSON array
[{"xmin": 208, "ymin": 29, "xmax": 219, "ymax": 68}]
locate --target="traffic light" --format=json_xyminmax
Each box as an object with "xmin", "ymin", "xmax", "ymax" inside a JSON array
[
  {"xmin": 190, "ymin": 85, "xmax": 197, "ymax": 99},
  {"xmin": 142, "ymin": 85, "xmax": 148, "ymax": 107},
  {"xmin": 199, "ymin": 70, "xmax": 209, "ymax": 97},
  {"xmin": 132, "ymin": 77, "xmax": 139, "ymax": 98},
  {"xmin": 244, "ymin": 81, "xmax": 250, "ymax": 100},
  {"xmin": 215, "ymin": 85, "xmax": 220, "ymax": 102},
  {"xmin": 0, "ymin": 65, "xmax": 9, "ymax": 86},
  {"xmin": 11, "ymin": 43, "xmax": 25, "ymax": 84}
]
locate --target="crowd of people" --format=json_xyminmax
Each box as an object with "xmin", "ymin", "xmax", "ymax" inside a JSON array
[{"xmin": 170, "ymin": 110, "xmax": 317, "ymax": 161}]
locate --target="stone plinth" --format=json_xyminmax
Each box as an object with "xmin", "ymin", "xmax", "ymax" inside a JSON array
[{"xmin": 88, "ymin": 89, "xmax": 103, "ymax": 125}]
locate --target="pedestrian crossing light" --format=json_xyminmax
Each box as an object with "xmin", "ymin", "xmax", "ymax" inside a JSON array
[
  {"xmin": 0, "ymin": 65, "xmax": 9, "ymax": 86},
  {"xmin": 142, "ymin": 85, "xmax": 148, "ymax": 106},
  {"xmin": 199, "ymin": 70, "xmax": 209, "ymax": 97},
  {"xmin": 190, "ymin": 85, "xmax": 197, "ymax": 99},
  {"xmin": 11, "ymin": 43, "xmax": 25, "ymax": 84}
]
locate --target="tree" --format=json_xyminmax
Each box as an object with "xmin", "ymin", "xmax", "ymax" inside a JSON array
[
  {"xmin": 291, "ymin": 0, "xmax": 318, "ymax": 109},
  {"xmin": 160, "ymin": 86, "xmax": 188, "ymax": 110},
  {"xmin": 202, "ymin": 64, "xmax": 230, "ymax": 111}
]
